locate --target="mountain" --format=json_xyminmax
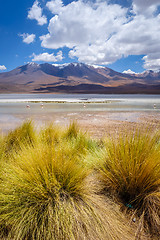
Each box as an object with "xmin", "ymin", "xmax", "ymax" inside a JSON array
[{"xmin": 0, "ymin": 62, "xmax": 160, "ymax": 93}]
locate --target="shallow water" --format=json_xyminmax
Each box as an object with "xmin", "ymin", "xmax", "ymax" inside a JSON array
[
  {"xmin": 0, "ymin": 93, "xmax": 160, "ymax": 105},
  {"xmin": 0, "ymin": 94, "xmax": 160, "ymax": 132}
]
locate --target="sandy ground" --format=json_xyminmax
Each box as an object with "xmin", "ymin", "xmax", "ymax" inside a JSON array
[
  {"xmin": 1, "ymin": 110, "xmax": 160, "ymax": 139},
  {"xmin": 78, "ymin": 112, "xmax": 160, "ymax": 138}
]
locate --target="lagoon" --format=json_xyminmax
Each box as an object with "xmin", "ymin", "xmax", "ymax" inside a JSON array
[{"xmin": 0, "ymin": 94, "xmax": 160, "ymax": 134}]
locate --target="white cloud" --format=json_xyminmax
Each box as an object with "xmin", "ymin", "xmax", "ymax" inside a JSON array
[
  {"xmin": 46, "ymin": 0, "xmax": 63, "ymax": 14},
  {"xmin": 40, "ymin": 0, "xmax": 160, "ymax": 70},
  {"xmin": 32, "ymin": 51, "xmax": 63, "ymax": 62},
  {"xmin": 28, "ymin": 0, "xmax": 47, "ymax": 25},
  {"xmin": 0, "ymin": 65, "xmax": 7, "ymax": 71},
  {"xmin": 143, "ymin": 55, "xmax": 160, "ymax": 71},
  {"xmin": 19, "ymin": 33, "xmax": 36, "ymax": 44},
  {"xmin": 132, "ymin": 0, "xmax": 160, "ymax": 16},
  {"xmin": 123, "ymin": 69, "xmax": 136, "ymax": 74},
  {"xmin": 69, "ymin": 13, "xmax": 160, "ymax": 65},
  {"xmin": 42, "ymin": 1, "xmax": 127, "ymax": 49}
]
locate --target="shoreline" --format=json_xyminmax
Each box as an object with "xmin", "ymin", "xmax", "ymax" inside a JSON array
[
  {"xmin": 1, "ymin": 111, "xmax": 160, "ymax": 138},
  {"xmin": 1, "ymin": 94, "xmax": 160, "ymax": 138},
  {"xmin": 0, "ymin": 100, "xmax": 117, "ymax": 104}
]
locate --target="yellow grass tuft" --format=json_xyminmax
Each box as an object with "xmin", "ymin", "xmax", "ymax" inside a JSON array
[
  {"xmin": 2, "ymin": 120, "xmax": 36, "ymax": 155},
  {"xmin": 1, "ymin": 122, "xmax": 160, "ymax": 239},
  {"xmin": 98, "ymin": 130, "xmax": 160, "ymax": 237},
  {"xmin": 0, "ymin": 140, "xmax": 135, "ymax": 240}
]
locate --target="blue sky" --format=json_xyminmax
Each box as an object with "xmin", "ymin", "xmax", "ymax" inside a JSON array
[{"xmin": 0, "ymin": 0, "xmax": 160, "ymax": 73}]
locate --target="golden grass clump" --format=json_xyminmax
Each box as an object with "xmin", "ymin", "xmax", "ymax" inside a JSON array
[
  {"xmin": 2, "ymin": 122, "xmax": 160, "ymax": 239},
  {"xmin": 98, "ymin": 130, "xmax": 160, "ymax": 237},
  {"xmin": 0, "ymin": 122, "xmax": 137, "ymax": 240},
  {"xmin": 40, "ymin": 122, "xmax": 98, "ymax": 157},
  {"xmin": 2, "ymin": 120, "xmax": 36, "ymax": 155},
  {"xmin": 0, "ymin": 142, "xmax": 93, "ymax": 240},
  {"xmin": 40, "ymin": 123, "xmax": 63, "ymax": 146},
  {"xmin": 64, "ymin": 122, "xmax": 79, "ymax": 139},
  {"xmin": 0, "ymin": 142, "xmax": 109, "ymax": 239}
]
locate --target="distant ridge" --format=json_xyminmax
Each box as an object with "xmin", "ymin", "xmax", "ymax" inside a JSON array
[{"xmin": 0, "ymin": 62, "xmax": 160, "ymax": 93}]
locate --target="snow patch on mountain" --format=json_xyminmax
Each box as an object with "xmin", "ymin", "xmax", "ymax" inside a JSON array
[
  {"xmin": 28, "ymin": 62, "xmax": 40, "ymax": 66},
  {"xmin": 88, "ymin": 64, "xmax": 105, "ymax": 69},
  {"xmin": 123, "ymin": 69, "xmax": 136, "ymax": 75},
  {"xmin": 52, "ymin": 62, "xmax": 105, "ymax": 69}
]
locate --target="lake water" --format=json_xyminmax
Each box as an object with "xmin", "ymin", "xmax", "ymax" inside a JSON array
[
  {"xmin": 0, "ymin": 94, "xmax": 160, "ymax": 132},
  {"xmin": 0, "ymin": 93, "xmax": 160, "ymax": 111}
]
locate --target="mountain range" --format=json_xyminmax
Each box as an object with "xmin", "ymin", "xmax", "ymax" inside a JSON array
[{"xmin": 0, "ymin": 62, "xmax": 160, "ymax": 94}]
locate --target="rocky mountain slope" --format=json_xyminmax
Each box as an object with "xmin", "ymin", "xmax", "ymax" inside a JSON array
[{"xmin": 0, "ymin": 62, "xmax": 160, "ymax": 93}]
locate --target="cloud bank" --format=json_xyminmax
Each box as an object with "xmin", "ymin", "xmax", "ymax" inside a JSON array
[{"xmin": 28, "ymin": 0, "xmax": 160, "ymax": 71}]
